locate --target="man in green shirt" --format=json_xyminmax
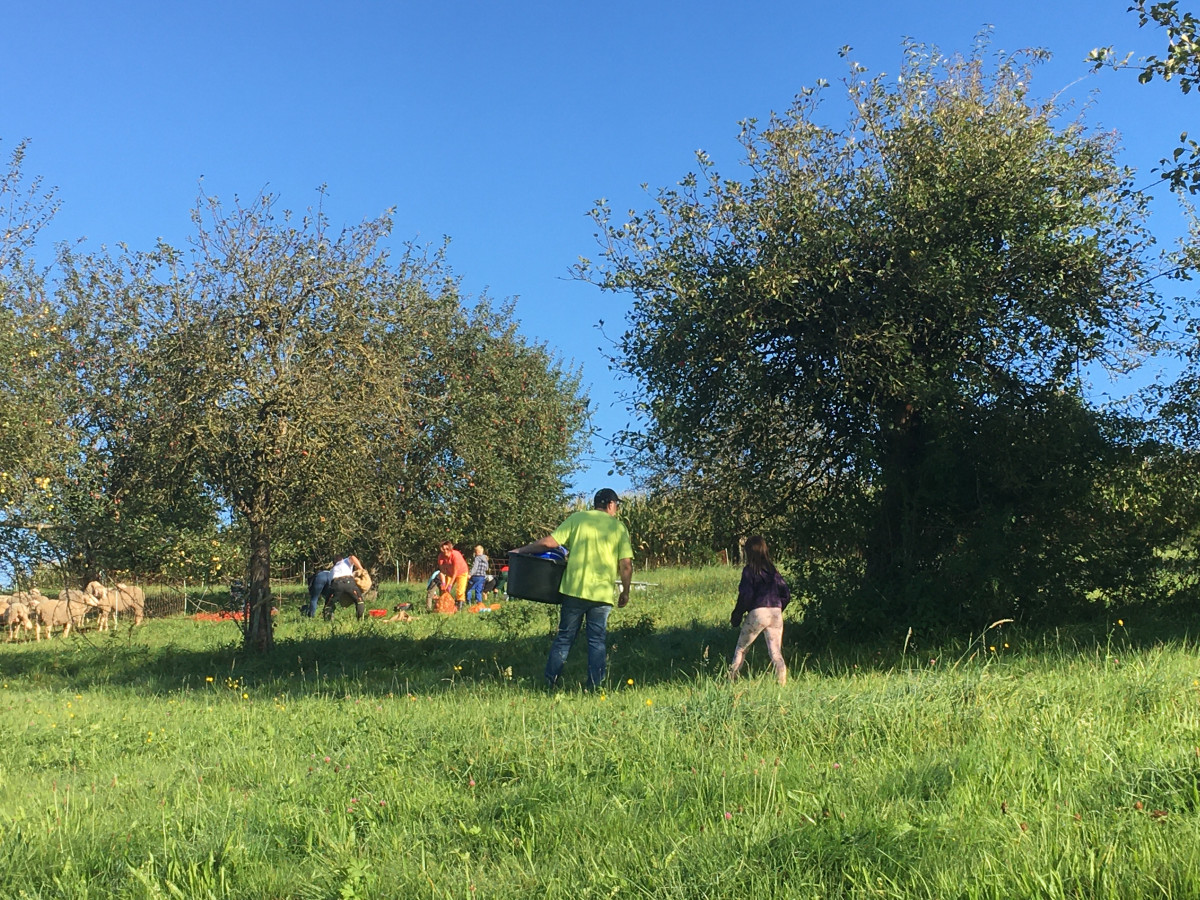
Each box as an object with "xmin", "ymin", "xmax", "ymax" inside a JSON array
[{"xmin": 516, "ymin": 488, "xmax": 634, "ymax": 689}]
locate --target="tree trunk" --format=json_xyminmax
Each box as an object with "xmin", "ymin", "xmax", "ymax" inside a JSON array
[
  {"xmin": 865, "ymin": 402, "xmax": 931, "ymax": 619},
  {"xmin": 244, "ymin": 513, "xmax": 274, "ymax": 653}
]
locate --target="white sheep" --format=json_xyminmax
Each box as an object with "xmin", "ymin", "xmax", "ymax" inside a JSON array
[
  {"xmin": 113, "ymin": 583, "xmax": 146, "ymax": 626},
  {"xmin": 27, "ymin": 589, "xmax": 92, "ymax": 640},
  {"xmin": 83, "ymin": 581, "xmax": 146, "ymax": 629},
  {"xmin": 84, "ymin": 581, "xmax": 114, "ymax": 630},
  {"xmin": 10, "ymin": 589, "xmax": 47, "ymax": 633},
  {"xmin": 11, "ymin": 588, "xmax": 47, "ymax": 606},
  {"xmin": 2, "ymin": 600, "xmax": 33, "ymax": 641},
  {"xmin": 60, "ymin": 588, "xmax": 96, "ymax": 628},
  {"xmin": 32, "ymin": 598, "xmax": 70, "ymax": 640}
]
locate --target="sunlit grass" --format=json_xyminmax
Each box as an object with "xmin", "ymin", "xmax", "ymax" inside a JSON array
[{"xmin": 2, "ymin": 569, "xmax": 1199, "ymax": 898}]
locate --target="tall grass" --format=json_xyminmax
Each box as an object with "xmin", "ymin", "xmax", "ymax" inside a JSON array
[{"xmin": 2, "ymin": 569, "xmax": 1199, "ymax": 898}]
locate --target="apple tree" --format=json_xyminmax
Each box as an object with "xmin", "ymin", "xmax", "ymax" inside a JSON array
[
  {"xmin": 583, "ymin": 45, "xmax": 1173, "ymax": 630},
  {"xmin": 59, "ymin": 190, "xmax": 588, "ymax": 649}
]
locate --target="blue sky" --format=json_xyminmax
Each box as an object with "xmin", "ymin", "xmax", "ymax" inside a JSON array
[{"xmin": 1, "ymin": 1, "xmax": 1189, "ymax": 494}]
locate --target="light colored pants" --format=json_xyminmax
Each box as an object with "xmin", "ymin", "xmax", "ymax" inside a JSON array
[{"xmin": 730, "ymin": 607, "xmax": 787, "ymax": 685}]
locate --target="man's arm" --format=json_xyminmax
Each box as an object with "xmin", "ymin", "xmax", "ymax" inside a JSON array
[
  {"xmin": 513, "ymin": 535, "xmax": 561, "ymax": 555},
  {"xmin": 617, "ymin": 557, "xmax": 633, "ymax": 608}
]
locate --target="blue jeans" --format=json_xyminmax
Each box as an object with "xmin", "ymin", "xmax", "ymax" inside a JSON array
[
  {"xmin": 466, "ymin": 575, "xmax": 486, "ymax": 605},
  {"xmin": 307, "ymin": 570, "xmax": 332, "ymax": 617},
  {"xmin": 545, "ymin": 596, "xmax": 612, "ymax": 689}
]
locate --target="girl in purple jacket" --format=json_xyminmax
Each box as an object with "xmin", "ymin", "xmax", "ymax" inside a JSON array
[{"xmin": 729, "ymin": 535, "xmax": 790, "ymax": 685}]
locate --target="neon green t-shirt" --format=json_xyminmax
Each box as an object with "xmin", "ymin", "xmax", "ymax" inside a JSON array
[{"xmin": 551, "ymin": 509, "xmax": 634, "ymax": 604}]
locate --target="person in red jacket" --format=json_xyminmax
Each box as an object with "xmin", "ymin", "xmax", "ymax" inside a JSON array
[{"xmin": 729, "ymin": 535, "xmax": 790, "ymax": 685}]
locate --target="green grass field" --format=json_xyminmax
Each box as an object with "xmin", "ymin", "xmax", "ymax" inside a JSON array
[{"xmin": 3, "ymin": 567, "xmax": 1200, "ymax": 899}]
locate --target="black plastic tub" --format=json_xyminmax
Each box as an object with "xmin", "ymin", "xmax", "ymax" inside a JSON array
[{"xmin": 506, "ymin": 552, "xmax": 566, "ymax": 604}]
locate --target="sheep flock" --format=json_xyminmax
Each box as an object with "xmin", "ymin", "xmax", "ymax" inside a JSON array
[{"xmin": 0, "ymin": 581, "xmax": 145, "ymax": 641}]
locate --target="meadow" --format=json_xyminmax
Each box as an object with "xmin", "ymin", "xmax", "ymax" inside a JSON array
[{"xmin": 2, "ymin": 566, "xmax": 1199, "ymax": 899}]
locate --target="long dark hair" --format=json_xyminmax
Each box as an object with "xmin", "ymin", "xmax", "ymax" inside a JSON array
[{"xmin": 743, "ymin": 535, "xmax": 776, "ymax": 577}]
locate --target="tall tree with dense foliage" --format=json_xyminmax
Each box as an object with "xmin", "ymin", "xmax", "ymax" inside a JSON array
[
  {"xmin": 0, "ymin": 139, "xmax": 226, "ymax": 590},
  {"xmin": 0, "ymin": 139, "xmax": 67, "ymax": 583},
  {"xmin": 1091, "ymin": 2, "xmax": 1200, "ymax": 593},
  {"xmin": 583, "ymin": 44, "xmax": 1172, "ymax": 630},
  {"xmin": 59, "ymin": 191, "xmax": 587, "ymax": 650}
]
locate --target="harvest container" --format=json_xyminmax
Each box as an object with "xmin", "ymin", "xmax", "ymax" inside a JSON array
[{"xmin": 506, "ymin": 551, "xmax": 566, "ymax": 604}]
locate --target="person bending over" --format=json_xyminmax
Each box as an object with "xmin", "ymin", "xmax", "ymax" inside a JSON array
[{"xmin": 323, "ymin": 554, "xmax": 366, "ymax": 620}]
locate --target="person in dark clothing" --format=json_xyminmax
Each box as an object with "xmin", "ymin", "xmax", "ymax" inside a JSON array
[
  {"xmin": 729, "ymin": 535, "xmax": 790, "ymax": 685},
  {"xmin": 305, "ymin": 567, "xmax": 333, "ymax": 617},
  {"xmin": 323, "ymin": 554, "xmax": 366, "ymax": 620}
]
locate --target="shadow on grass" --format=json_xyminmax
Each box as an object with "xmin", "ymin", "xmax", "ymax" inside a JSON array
[
  {"xmin": 0, "ymin": 606, "xmax": 731, "ymax": 695},
  {"xmin": 4, "ymin": 595, "xmax": 1200, "ymax": 697}
]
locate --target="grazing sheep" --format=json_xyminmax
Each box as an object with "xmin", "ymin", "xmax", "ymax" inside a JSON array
[
  {"xmin": 84, "ymin": 581, "xmax": 114, "ymax": 630},
  {"xmin": 100, "ymin": 582, "xmax": 146, "ymax": 626},
  {"xmin": 114, "ymin": 583, "xmax": 146, "ymax": 625},
  {"xmin": 87, "ymin": 582, "xmax": 145, "ymax": 628},
  {"xmin": 26, "ymin": 589, "xmax": 92, "ymax": 640},
  {"xmin": 2, "ymin": 600, "xmax": 33, "ymax": 641},
  {"xmin": 10, "ymin": 589, "xmax": 48, "ymax": 631},
  {"xmin": 11, "ymin": 588, "xmax": 48, "ymax": 606},
  {"xmin": 59, "ymin": 588, "xmax": 96, "ymax": 629},
  {"xmin": 59, "ymin": 588, "xmax": 92, "ymax": 607},
  {"xmin": 33, "ymin": 597, "xmax": 79, "ymax": 640}
]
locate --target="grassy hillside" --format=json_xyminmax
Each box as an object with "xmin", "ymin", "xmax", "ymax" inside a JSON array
[{"xmin": 2, "ymin": 567, "xmax": 1199, "ymax": 898}]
